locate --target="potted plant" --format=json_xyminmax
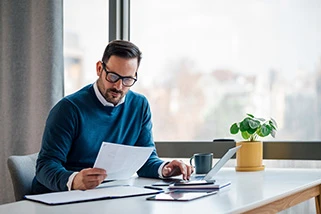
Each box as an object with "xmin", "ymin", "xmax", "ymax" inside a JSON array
[{"xmin": 230, "ymin": 113, "xmax": 277, "ymax": 171}]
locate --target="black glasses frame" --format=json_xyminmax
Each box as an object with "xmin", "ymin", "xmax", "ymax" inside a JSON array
[{"xmin": 101, "ymin": 61, "xmax": 137, "ymax": 87}]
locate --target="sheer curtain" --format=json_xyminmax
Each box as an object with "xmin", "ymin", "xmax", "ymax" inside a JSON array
[{"xmin": 0, "ymin": 0, "xmax": 64, "ymax": 204}]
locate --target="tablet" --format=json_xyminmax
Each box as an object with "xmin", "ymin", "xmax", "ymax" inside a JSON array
[
  {"xmin": 173, "ymin": 180, "xmax": 214, "ymax": 186},
  {"xmin": 151, "ymin": 178, "xmax": 182, "ymax": 186},
  {"xmin": 146, "ymin": 190, "xmax": 217, "ymax": 201}
]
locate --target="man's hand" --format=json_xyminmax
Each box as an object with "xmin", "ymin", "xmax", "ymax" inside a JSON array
[
  {"xmin": 162, "ymin": 160, "xmax": 193, "ymax": 180},
  {"xmin": 72, "ymin": 168, "xmax": 107, "ymax": 190}
]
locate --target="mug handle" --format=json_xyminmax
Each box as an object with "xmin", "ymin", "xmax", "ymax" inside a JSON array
[{"xmin": 189, "ymin": 155, "xmax": 194, "ymax": 166}]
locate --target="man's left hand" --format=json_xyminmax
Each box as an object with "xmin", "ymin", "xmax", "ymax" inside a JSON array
[{"xmin": 162, "ymin": 160, "xmax": 193, "ymax": 180}]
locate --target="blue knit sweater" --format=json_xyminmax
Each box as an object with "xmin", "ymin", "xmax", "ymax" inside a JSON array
[{"xmin": 32, "ymin": 84, "xmax": 163, "ymax": 193}]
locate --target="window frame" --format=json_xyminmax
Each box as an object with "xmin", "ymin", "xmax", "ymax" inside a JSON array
[
  {"xmin": 109, "ymin": 0, "xmax": 130, "ymax": 41},
  {"xmin": 154, "ymin": 141, "xmax": 321, "ymax": 160}
]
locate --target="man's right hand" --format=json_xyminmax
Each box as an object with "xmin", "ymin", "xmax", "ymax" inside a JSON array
[{"xmin": 72, "ymin": 168, "xmax": 107, "ymax": 190}]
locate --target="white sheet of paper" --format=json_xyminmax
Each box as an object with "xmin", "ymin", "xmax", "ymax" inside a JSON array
[{"xmin": 93, "ymin": 142, "xmax": 154, "ymax": 180}]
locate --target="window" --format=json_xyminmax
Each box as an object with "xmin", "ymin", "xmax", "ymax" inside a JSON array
[
  {"xmin": 63, "ymin": 0, "xmax": 109, "ymax": 95},
  {"xmin": 131, "ymin": 0, "xmax": 321, "ymax": 141}
]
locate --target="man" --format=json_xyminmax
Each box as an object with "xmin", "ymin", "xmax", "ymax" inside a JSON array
[{"xmin": 32, "ymin": 40, "xmax": 193, "ymax": 194}]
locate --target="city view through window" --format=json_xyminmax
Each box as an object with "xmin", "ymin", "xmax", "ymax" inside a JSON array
[{"xmin": 64, "ymin": 0, "xmax": 321, "ymax": 141}]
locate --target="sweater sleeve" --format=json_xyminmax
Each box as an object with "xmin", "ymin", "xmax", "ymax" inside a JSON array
[
  {"xmin": 136, "ymin": 98, "xmax": 164, "ymax": 178},
  {"xmin": 35, "ymin": 99, "xmax": 78, "ymax": 191}
]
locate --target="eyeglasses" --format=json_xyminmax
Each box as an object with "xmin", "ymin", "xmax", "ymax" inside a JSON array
[{"xmin": 101, "ymin": 61, "xmax": 137, "ymax": 87}]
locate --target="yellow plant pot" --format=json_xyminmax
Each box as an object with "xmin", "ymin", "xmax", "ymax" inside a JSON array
[{"xmin": 235, "ymin": 141, "xmax": 265, "ymax": 171}]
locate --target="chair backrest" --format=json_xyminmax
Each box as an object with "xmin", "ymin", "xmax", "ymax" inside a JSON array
[{"xmin": 7, "ymin": 153, "xmax": 38, "ymax": 201}]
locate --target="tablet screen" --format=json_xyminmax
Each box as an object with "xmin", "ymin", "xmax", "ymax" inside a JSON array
[{"xmin": 146, "ymin": 190, "xmax": 217, "ymax": 201}]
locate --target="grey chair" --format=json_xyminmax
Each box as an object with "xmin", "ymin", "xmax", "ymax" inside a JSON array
[{"xmin": 7, "ymin": 153, "xmax": 38, "ymax": 201}]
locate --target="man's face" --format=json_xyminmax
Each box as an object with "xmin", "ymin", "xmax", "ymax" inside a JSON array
[{"xmin": 96, "ymin": 55, "xmax": 138, "ymax": 105}]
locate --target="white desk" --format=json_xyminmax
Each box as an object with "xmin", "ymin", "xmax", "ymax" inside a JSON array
[{"xmin": 1, "ymin": 168, "xmax": 321, "ymax": 214}]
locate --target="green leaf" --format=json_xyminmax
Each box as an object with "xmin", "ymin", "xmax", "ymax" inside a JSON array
[
  {"xmin": 257, "ymin": 129, "xmax": 264, "ymax": 137},
  {"xmin": 240, "ymin": 118, "xmax": 250, "ymax": 132},
  {"xmin": 241, "ymin": 131, "xmax": 250, "ymax": 140},
  {"xmin": 230, "ymin": 123, "xmax": 239, "ymax": 134},
  {"xmin": 247, "ymin": 127, "xmax": 257, "ymax": 134},
  {"xmin": 270, "ymin": 118, "xmax": 278, "ymax": 128},
  {"xmin": 269, "ymin": 122, "xmax": 277, "ymax": 131},
  {"xmin": 271, "ymin": 129, "xmax": 276, "ymax": 138},
  {"xmin": 247, "ymin": 113, "xmax": 254, "ymax": 118},
  {"xmin": 248, "ymin": 119, "xmax": 260, "ymax": 129},
  {"xmin": 260, "ymin": 124, "xmax": 272, "ymax": 137}
]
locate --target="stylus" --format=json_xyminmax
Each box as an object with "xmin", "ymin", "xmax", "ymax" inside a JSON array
[{"xmin": 144, "ymin": 186, "xmax": 163, "ymax": 191}]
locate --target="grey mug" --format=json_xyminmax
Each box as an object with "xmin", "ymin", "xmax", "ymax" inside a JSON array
[{"xmin": 190, "ymin": 153, "xmax": 213, "ymax": 174}]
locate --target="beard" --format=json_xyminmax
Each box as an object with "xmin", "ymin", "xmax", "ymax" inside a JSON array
[{"xmin": 105, "ymin": 88, "xmax": 124, "ymax": 105}]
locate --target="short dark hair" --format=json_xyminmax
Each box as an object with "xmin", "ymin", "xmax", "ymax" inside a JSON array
[{"xmin": 102, "ymin": 40, "xmax": 142, "ymax": 67}]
